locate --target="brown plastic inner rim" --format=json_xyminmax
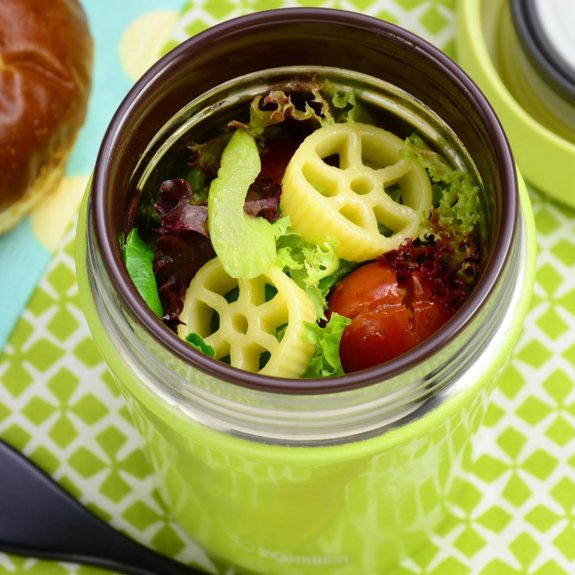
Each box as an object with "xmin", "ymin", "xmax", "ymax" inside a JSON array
[{"xmin": 92, "ymin": 8, "xmax": 517, "ymax": 395}]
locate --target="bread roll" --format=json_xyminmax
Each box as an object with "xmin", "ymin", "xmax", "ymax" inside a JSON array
[{"xmin": 0, "ymin": 0, "xmax": 93, "ymax": 233}]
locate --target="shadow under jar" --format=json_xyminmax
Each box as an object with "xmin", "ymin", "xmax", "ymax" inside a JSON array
[{"xmin": 76, "ymin": 9, "xmax": 536, "ymax": 575}]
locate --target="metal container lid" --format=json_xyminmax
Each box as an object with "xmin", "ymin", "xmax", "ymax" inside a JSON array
[{"xmin": 511, "ymin": 0, "xmax": 575, "ymax": 103}]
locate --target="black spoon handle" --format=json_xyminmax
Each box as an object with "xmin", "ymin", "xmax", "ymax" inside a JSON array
[{"xmin": 0, "ymin": 439, "xmax": 206, "ymax": 575}]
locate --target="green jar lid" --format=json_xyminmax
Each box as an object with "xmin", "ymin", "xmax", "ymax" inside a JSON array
[
  {"xmin": 456, "ymin": 0, "xmax": 575, "ymax": 208},
  {"xmin": 511, "ymin": 0, "xmax": 575, "ymax": 103}
]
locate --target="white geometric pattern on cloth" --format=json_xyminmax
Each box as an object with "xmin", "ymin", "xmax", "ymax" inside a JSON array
[{"xmin": 1, "ymin": 1, "xmax": 575, "ymax": 574}]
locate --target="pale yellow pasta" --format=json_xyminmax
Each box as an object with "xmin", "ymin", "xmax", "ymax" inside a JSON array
[
  {"xmin": 280, "ymin": 122, "xmax": 432, "ymax": 261},
  {"xmin": 178, "ymin": 258, "xmax": 317, "ymax": 378}
]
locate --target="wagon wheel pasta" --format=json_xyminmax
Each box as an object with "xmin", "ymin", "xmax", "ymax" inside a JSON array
[
  {"xmin": 280, "ymin": 122, "xmax": 432, "ymax": 261},
  {"xmin": 178, "ymin": 258, "xmax": 317, "ymax": 377}
]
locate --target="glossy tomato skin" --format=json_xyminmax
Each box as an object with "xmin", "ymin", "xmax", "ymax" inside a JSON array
[
  {"xmin": 412, "ymin": 301, "xmax": 455, "ymax": 342},
  {"xmin": 328, "ymin": 262, "xmax": 403, "ymax": 317},
  {"xmin": 339, "ymin": 307, "xmax": 418, "ymax": 373},
  {"xmin": 328, "ymin": 261, "xmax": 456, "ymax": 373},
  {"xmin": 406, "ymin": 272, "xmax": 456, "ymax": 341}
]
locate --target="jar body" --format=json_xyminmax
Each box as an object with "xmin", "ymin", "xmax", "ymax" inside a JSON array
[
  {"xmin": 127, "ymin": 380, "xmax": 483, "ymax": 574},
  {"xmin": 76, "ymin": 177, "xmax": 536, "ymax": 574},
  {"xmin": 131, "ymin": 380, "xmax": 487, "ymax": 575},
  {"xmin": 78, "ymin": 11, "xmax": 536, "ymax": 572}
]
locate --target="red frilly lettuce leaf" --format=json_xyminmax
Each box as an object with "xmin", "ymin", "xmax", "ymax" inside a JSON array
[
  {"xmin": 380, "ymin": 237, "xmax": 480, "ymax": 309},
  {"xmin": 155, "ymin": 179, "xmax": 209, "ymax": 237},
  {"xmin": 152, "ymin": 179, "xmax": 214, "ymax": 326},
  {"xmin": 154, "ymin": 231, "xmax": 215, "ymax": 327}
]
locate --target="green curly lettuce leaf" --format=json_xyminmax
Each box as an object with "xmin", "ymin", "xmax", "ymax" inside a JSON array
[
  {"xmin": 228, "ymin": 79, "xmax": 366, "ymax": 137},
  {"xmin": 318, "ymin": 259, "xmax": 360, "ymax": 296},
  {"xmin": 188, "ymin": 133, "xmax": 233, "ymax": 176},
  {"xmin": 303, "ymin": 313, "xmax": 351, "ymax": 378},
  {"xmin": 405, "ymin": 134, "xmax": 482, "ymax": 240},
  {"xmin": 320, "ymin": 79, "xmax": 369, "ymax": 123},
  {"xmin": 228, "ymin": 81, "xmax": 332, "ymax": 136},
  {"xmin": 274, "ymin": 219, "xmax": 341, "ymax": 317}
]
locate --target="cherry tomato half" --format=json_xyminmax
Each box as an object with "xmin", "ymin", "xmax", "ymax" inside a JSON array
[{"xmin": 327, "ymin": 261, "xmax": 455, "ymax": 373}]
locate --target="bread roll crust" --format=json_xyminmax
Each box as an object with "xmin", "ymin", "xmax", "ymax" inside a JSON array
[{"xmin": 0, "ymin": 0, "xmax": 93, "ymax": 232}]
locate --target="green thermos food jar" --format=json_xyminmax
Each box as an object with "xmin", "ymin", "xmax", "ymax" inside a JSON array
[{"xmin": 77, "ymin": 9, "xmax": 536, "ymax": 574}]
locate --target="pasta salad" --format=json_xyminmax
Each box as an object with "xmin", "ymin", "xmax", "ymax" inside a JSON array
[{"xmin": 123, "ymin": 78, "xmax": 483, "ymax": 378}]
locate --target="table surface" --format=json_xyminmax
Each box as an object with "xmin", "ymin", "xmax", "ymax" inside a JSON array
[{"xmin": 1, "ymin": 1, "xmax": 574, "ymax": 574}]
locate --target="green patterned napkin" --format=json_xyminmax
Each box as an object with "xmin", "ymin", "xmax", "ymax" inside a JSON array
[{"xmin": 1, "ymin": 1, "xmax": 575, "ymax": 574}]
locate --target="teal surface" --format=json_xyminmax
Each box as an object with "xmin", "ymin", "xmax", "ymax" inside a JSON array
[
  {"xmin": 0, "ymin": 0, "xmax": 183, "ymax": 351},
  {"xmin": 0, "ymin": 220, "xmax": 49, "ymax": 350}
]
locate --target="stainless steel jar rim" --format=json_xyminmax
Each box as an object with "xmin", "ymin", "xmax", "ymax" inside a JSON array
[{"xmin": 91, "ymin": 8, "xmax": 517, "ymax": 395}]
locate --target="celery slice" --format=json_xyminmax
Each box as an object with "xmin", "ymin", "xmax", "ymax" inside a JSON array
[{"xmin": 208, "ymin": 129, "xmax": 276, "ymax": 278}]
